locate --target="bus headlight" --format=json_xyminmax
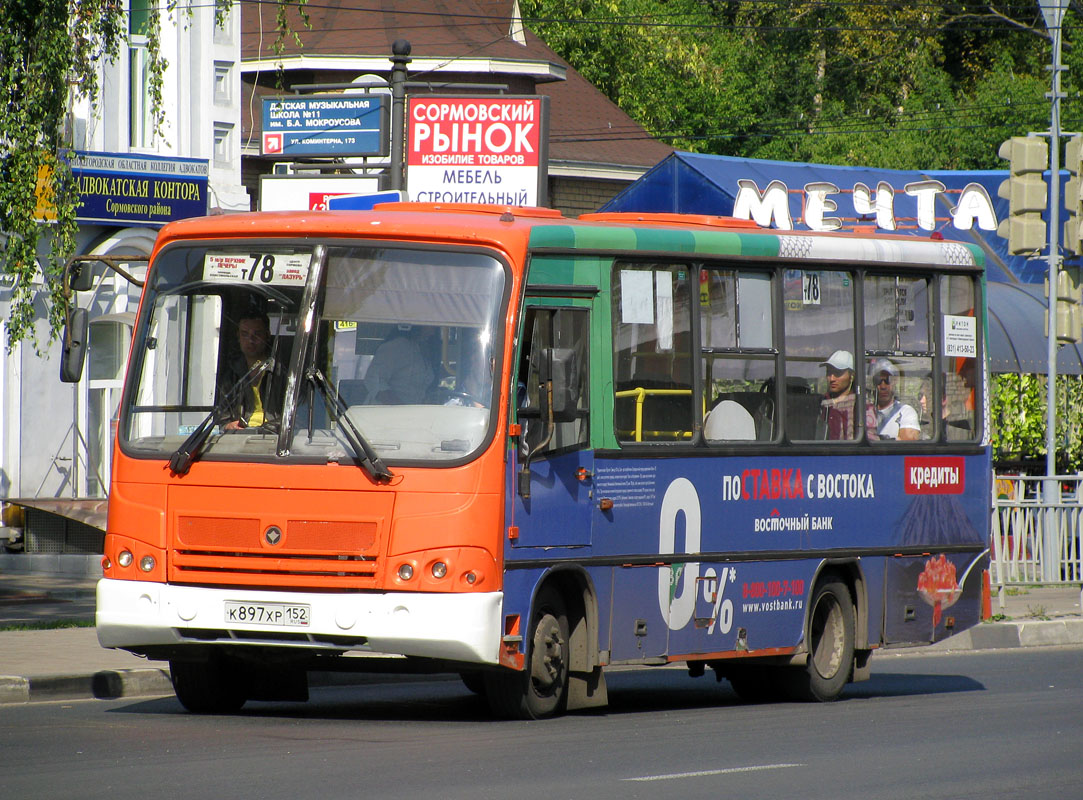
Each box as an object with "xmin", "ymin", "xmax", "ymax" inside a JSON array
[
  {"xmin": 117, "ymin": 550, "xmax": 133, "ymax": 568},
  {"xmin": 139, "ymin": 555, "xmax": 156, "ymax": 572},
  {"xmin": 397, "ymin": 563, "xmax": 414, "ymax": 581},
  {"xmin": 431, "ymin": 561, "xmax": 447, "ymax": 579}
]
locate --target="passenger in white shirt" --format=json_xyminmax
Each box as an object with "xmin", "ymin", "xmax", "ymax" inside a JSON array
[
  {"xmin": 364, "ymin": 326, "xmax": 436, "ymax": 404},
  {"xmin": 870, "ymin": 359, "xmax": 920, "ymax": 441}
]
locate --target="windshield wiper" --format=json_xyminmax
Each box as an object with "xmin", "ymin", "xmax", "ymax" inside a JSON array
[
  {"xmin": 307, "ymin": 366, "xmax": 394, "ymax": 483},
  {"xmin": 167, "ymin": 358, "xmax": 272, "ymax": 476}
]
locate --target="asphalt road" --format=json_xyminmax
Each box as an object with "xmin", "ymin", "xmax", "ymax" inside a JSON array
[{"xmin": 2, "ymin": 646, "xmax": 1081, "ymax": 800}]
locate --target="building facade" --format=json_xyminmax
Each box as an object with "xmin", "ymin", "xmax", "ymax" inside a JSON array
[
  {"xmin": 2, "ymin": 1, "xmax": 674, "ymax": 553},
  {"xmin": 1, "ymin": 3, "xmax": 248, "ymax": 550},
  {"xmin": 239, "ymin": 1, "xmax": 670, "ymax": 215}
]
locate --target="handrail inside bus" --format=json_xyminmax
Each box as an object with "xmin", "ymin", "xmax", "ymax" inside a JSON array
[{"xmin": 615, "ymin": 387, "xmax": 694, "ymax": 442}]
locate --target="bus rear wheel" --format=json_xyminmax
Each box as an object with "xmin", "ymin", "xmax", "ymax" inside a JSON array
[
  {"xmin": 784, "ymin": 579, "xmax": 854, "ymax": 702},
  {"xmin": 485, "ymin": 587, "xmax": 570, "ymax": 719},
  {"xmin": 169, "ymin": 655, "xmax": 247, "ymax": 714}
]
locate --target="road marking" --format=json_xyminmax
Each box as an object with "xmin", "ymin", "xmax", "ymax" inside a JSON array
[{"xmin": 624, "ymin": 763, "xmax": 805, "ymax": 782}]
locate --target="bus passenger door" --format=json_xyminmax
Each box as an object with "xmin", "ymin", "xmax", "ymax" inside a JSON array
[{"xmin": 512, "ymin": 305, "xmax": 593, "ymax": 548}]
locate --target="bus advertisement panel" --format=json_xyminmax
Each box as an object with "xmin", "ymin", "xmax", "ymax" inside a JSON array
[{"xmin": 94, "ymin": 204, "xmax": 989, "ymax": 717}]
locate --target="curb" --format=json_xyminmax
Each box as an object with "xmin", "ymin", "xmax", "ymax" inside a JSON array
[
  {"xmin": 0, "ymin": 668, "xmax": 172, "ymax": 705},
  {"xmin": 0, "ymin": 667, "xmax": 457, "ymax": 706},
  {"xmin": 929, "ymin": 618, "xmax": 1083, "ymax": 651}
]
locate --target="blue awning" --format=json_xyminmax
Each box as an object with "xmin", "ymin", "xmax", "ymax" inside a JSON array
[
  {"xmin": 987, "ymin": 282, "xmax": 1083, "ymax": 375},
  {"xmin": 601, "ymin": 151, "xmax": 1083, "ymax": 374},
  {"xmin": 599, "ymin": 151, "xmax": 1069, "ymax": 285}
]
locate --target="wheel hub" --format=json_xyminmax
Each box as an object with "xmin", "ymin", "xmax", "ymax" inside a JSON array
[{"xmin": 531, "ymin": 614, "xmax": 565, "ymax": 693}]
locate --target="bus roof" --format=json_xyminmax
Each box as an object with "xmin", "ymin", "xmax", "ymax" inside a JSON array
[
  {"xmin": 153, "ymin": 204, "xmax": 985, "ymax": 271},
  {"xmin": 531, "ymin": 212, "xmax": 985, "ymax": 271}
]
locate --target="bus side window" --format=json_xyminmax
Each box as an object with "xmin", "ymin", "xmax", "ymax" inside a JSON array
[
  {"xmin": 864, "ymin": 275, "xmax": 932, "ymax": 442},
  {"xmin": 612, "ymin": 263, "xmax": 693, "ymax": 443},
  {"xmin": 783, "ymin": 269, "xmax": 858, "ymax": 441},
  {"xmin": 700, "ymin": 269, "xmax": 777, "ymax": 442},
  {"xmin": 517, "ymin": 306, "xmax": 589, "ymax": 456},
  {"xmin": 941, "ymin": 275, "xmax": 979, "ymax": 441}
]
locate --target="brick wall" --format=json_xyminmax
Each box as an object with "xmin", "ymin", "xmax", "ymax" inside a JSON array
[{"xmin": 549, "ymin": 176, "xmax": 632, "ymax": 218}]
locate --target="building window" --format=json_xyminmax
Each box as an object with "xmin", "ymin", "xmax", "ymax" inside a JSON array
[
  {"xmin": 129, "ymin": 3, "xmax": 154, "ymax": 149},
  {"xmin": 214, "ymin": 62, "xmax": 232, "ymax": 105},
  {"xmin": 214, "ymin": 123, "xmax": 233, "ymax": 166}
]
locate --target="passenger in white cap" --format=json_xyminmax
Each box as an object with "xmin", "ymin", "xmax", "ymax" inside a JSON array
[
  {"xmin": 870, "ymin": 358, "xmax": 920, "ymax": 440},
  {"xmin": 819, "ymin": 349, "xmax": 857, "ymax": 439}
]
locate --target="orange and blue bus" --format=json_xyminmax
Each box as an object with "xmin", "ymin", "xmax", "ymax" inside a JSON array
[{"xmin": 92, "ymin": 204, "xmax": 990, "ymax": 717}]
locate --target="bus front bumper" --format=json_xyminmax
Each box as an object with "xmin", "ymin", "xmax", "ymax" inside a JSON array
[{"xmin": 96, "ymin": 578, "xmax": 505, "ymax": 665}]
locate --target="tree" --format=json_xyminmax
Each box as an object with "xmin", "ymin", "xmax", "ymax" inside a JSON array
[
  {"xmin": 0, "ymin": 0, "xmax": 307, "ymax": 351},
  {"xmin": 522, "ymin": 1, "xmax": 1083, "ymax": 472},
  {"xmin": 521, "ymin": 1, "xmax": 1075, "ymax": 169}
]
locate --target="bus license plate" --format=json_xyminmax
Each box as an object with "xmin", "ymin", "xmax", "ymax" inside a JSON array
[{"xmin": 225, "ymin": 601, "xmax": 310, "ymax": 627}]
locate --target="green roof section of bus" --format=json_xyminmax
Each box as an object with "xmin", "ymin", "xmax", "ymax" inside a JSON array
[{"xmin": 528, "ymin": 220, "xmax": 985, "ymax": 269}]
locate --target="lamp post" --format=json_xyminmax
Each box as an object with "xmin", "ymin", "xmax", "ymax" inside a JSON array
[{"xmin": 389, "ymin": 39, "xmax": 411, "ymax": 192}]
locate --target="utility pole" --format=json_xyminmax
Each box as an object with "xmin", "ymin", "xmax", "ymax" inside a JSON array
[{"xmin": 1040, "ymin": 0, "xmax": 1068, "ymax": 581}]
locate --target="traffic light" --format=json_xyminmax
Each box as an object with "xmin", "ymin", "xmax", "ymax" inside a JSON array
[
  {"xmin": 997, "ymin": 136, "xmax": 1048, "ymax": 255},
  {"xmin": 1064, "ymin": 134, "xmax": 1083, "ymax": 256},
  {"xmin": 1046, "ymin": 266, "xmax": 1082, "ymax": 344}
]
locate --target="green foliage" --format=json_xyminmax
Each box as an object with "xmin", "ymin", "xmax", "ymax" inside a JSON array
[
  {"xmin": 0, "ymin": 0, "xmax": 307, "ymax": 352},
  {"xmin": 991, "ymin": 373, "xmax": 1083, "ymax": 472},
  {"xmin": 525, "ymin": 2, "xmax": 1083, "ymax": 469},
  {"xmin": 0, "ymin": 618, "xmax": 94, "ymax": 632},
  {"xmin": 0, "ymin": 0, "xmax": 110, "ymax": 351},
  {"xmin": 521, "ymin": 1, "xmax": 1073, "ymax": 168}
]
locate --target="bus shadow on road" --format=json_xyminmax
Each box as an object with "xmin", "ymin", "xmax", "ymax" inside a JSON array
[
  {"xmin": 841, "ymin": 671, "xmax": 985, "ymax": 700},
  {"xmin": 103, "ymin": 668, "xmax": 985, "ymax": 721},
  {"xmin": 599, "ymin": 668, "xmax": 983, "ymax": 713}
]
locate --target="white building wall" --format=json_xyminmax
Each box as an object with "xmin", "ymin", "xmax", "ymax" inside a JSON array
[{"xmin": 1, "ymin": 4, "xmax": 247, "ymax": 511}]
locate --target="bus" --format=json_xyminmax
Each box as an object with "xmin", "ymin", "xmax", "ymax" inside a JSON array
[{"xmin": 89, "ymin": 203, "xmax": 990, "ymax": 717}]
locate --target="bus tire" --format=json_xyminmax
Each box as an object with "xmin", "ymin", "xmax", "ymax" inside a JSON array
[
  {"xmin": 784, "ymin": 579, "xmax": 854, "ymax": 702},
  {"xmin": 484, "ymin": 586, "xmax": 570, "ymax": 719},
  {"xmin": 169, "ymin": 656, "xmax": 247, "ymax": 714}
]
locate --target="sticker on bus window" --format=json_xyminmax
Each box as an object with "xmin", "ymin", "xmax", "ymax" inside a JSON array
[
  {"xmin": 655, "ymin": 272, "xmax": 674, "ymax": 350},
  {"xmin": 943, "ymin": 315, "xmax": 976, "ymax": 357},
  {"xmin": 203, "ymin": 252, "xmax": 311, "ymax": 286},
  {"xmin": 802, "ymin": 271, "xmax": 822, "ymax": 305},
  {"xmin": 620, "ymin": 270, "xmax": 655, "ymax": 324}
]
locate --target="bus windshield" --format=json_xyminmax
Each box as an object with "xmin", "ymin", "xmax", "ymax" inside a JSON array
[{"xmin": 122, "ymin": 242, "xmax": 507, "ymax": 466}]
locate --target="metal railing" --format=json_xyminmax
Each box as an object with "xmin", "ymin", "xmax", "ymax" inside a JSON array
[
  {"xmin": 614, "ymin": 387, "xmax": 694, "ymax": 442},
  {"xmin": 991, "ymin": 475, "xmax": 1083, "ymax": 601}
]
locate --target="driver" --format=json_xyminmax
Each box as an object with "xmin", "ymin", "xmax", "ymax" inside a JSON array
[{"xmin": 221, "ymin": 312, "xmax": 283, "ymax": 430}]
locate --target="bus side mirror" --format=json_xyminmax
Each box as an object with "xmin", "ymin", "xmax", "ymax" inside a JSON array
[
  {"xmin": 546, "ymin": 347, "xmax": 579, "ymax": 422},
  {"xmin": 66, "ymin": 260, "xmax": 95, "ymax": 293},
  {"xmin": 60, "ymin": 308, "xmax": 89, "ymax": 383}
]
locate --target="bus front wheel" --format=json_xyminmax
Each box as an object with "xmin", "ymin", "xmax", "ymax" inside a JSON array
[
  {"xmin": 485, "ymin": 586, "xmax": 570, "ymax": 719},
  {"xmin": 169, "ymin": 655, "xmax": 247, "ymax": 714},
  {"xmin": 784, "ymin": 579, "xmax": 854, "ymax": 702}
]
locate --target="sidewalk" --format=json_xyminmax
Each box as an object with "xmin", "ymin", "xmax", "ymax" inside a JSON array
[{"xmin": 1, "ymin": 564, "xmax": 1082, "ymax": 705}]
